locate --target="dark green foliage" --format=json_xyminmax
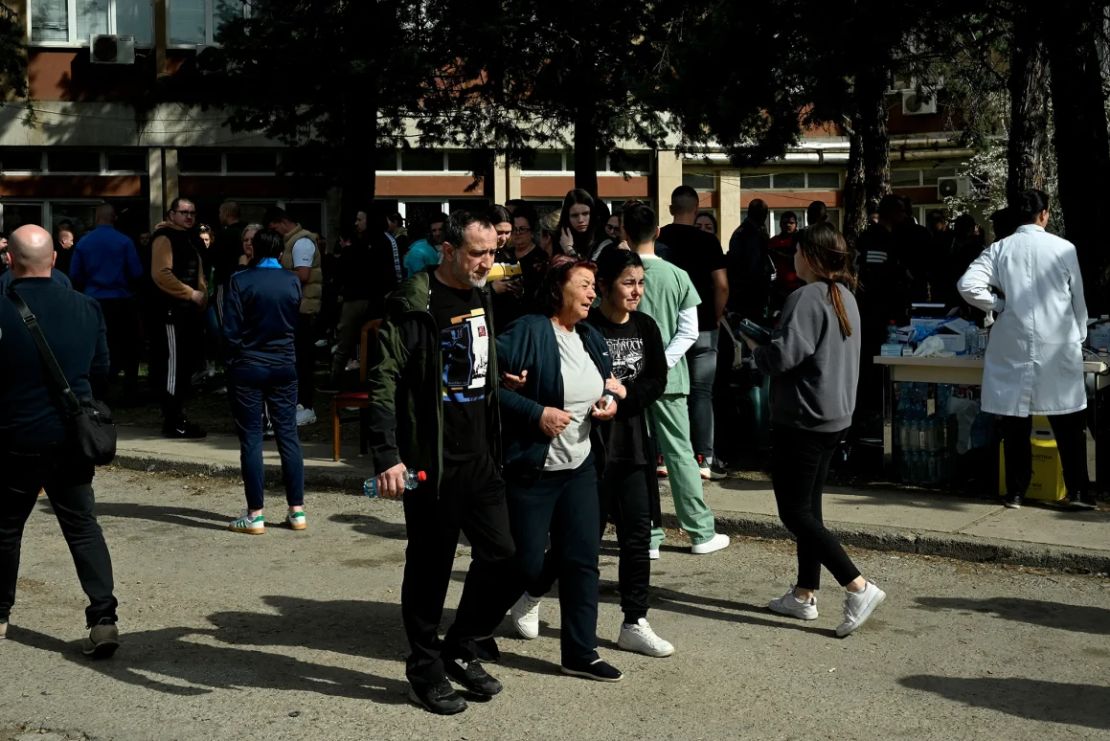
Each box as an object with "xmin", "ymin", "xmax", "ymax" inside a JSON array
[{"xmin": 0, "ymin": 3, "xmax": 27, "ymax": 100}]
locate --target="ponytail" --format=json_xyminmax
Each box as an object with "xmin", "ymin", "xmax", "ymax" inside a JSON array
[{"xmin": 799, "ymin": 224, "xmax": 858, "ymax": 339}]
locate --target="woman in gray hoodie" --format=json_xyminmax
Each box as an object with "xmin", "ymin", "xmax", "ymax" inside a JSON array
[{"xmin": 740, "ymin": 223, "xmax": 886, "ymax": 638}]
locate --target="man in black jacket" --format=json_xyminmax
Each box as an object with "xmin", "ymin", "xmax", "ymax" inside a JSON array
[
  {"xmin": 0, "ymin": 224, "xmax": 120, "ymax": 656},
  {"xmin": 727, "ymin": 198, "xmax": 772, "ymax": 321}
]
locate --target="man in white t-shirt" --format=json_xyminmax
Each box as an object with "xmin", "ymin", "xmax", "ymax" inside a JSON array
[{"xmin": 267, "ymin": 208, "xmax": 324, "ymax": 426}]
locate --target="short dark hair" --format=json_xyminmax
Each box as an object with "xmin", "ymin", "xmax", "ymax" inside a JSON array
[
  {"xmin": 780, "ymin": 211, "xmax": 798, "ymax": 229},
  {"xmin": 621, "ymin": 202, "xmax": 657, "ymax": 245},
  {"xmin": 538, "ymin": 255, "xmax": 597, "ymax": 317},
  {"xmin": 169, "ymin": 197, "xmax": 193, "ymax": 213},
  {"xmin": 250, "ymin": 228, "xmax": 285, "ymax": 263},
  {"xmin": 1015, "ymin": 189, "xmax": 1050, "ymax": 223},
  {"xmin": 746, "ymin": 198, "xmax": 768, "ymax": 224},
  {"xmin": 806, "ymin": 200, "xmax": 828, "ymax": 225},
  {"xmin": 443, "ymin": 209, "xmax": 493, "ymax": 249},
  {"xmin": 512, "ymin": 205, "xmax": 538, "ymax": 232},
  {"xmin": 596, "ymin": 248, "xmax": 643, "ymax": 291},
  {"xmin": 670, "ymin": 185, "xmax": 699, "ymax": 213},
  {"xmin": 264, "ymin": 206, "xmax": 291, "ymax": 225}
]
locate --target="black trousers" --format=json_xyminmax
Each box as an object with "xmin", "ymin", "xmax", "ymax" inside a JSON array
[
  {"xmin": 999, "ymin": 411, "xmax": 1090, "ymax": 498},
  {"xmin": 507, "ymin": 456, "xmax": 601, "ymax": 666},
  {"xmin": 98, "ymin": 297, "xmax": 139, "ymax": 391},
  {"xmin": 771, "ymin": 426, "xmax": 861, "ymax": 590},
  {"xmin": 293, "ymin": 313, "xmax": 316, "ymax": 407},
  {"xmin": 148, "ymin": 313, "xmax": 203, "ymax": 425},
  {"xmin": 401, "ymin": 454, "xmax": 516, "ymax": 685},
  {"xmin": 599, "ymin": 462, "xmax": 652, "ymax": 623},
  {"xmin": 0, "ymin": 449, "xmax": 118, "ymax": 627}
]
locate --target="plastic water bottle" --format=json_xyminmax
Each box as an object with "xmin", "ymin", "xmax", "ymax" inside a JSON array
[
  {"xmin": 363, "ymin": 469, "xmax": 427, "ymax": 498},
  {"xmin": 886, "ymin": 321, "xmax": 900, "ymax": 345}
]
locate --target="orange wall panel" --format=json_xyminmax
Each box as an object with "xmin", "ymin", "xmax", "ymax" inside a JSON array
[{"xmin": 376, "ymin": 175, "xmax": 487, "ymax": 197}]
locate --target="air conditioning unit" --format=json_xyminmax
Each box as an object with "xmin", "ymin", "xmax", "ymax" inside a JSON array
[
  {"xmin": 937, "ymin": 176, "xmax": 972, "ymax": 199},
  {"xmin": 90, "ymin": 34, "xmax": 136, "ymax": 64},
  {"xmin": 901, "ymin": 89, "xmax": 937, "ymax": 116}
]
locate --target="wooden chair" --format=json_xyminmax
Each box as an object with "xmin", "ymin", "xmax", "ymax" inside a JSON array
[{"xmin": 331, "ymin": 319, "xmax": 381, "ymax": 461}]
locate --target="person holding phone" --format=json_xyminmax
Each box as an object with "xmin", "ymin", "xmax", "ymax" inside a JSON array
[
  {"xmin": 739, "ymin": 223, "xmax": 886, "ymax": 638},
  {"xmin": 496, "ymin": 256, "xmax": 623, "ymax": 681}
]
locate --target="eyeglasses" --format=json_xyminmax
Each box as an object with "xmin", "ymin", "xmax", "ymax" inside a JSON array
[
  {"xmin": 512, "ymin": 227, "xmax": 532, "ymax": 234},
  {"xmin": 605, "ymin": 224, "xmax": 621, "ymax": 232}
]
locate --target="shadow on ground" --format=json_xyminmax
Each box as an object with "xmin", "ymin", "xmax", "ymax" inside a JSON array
[
  {"xmin": 899, "ymin": 675, "xmax": 1110, "ymax": 730},
  {"xmin": 7, "ymin": 597, "xmax": 413, "ymax": 703},
  {"xmin": 914, "ymin": 596, "xmax": 1110, "ymax": 635}
]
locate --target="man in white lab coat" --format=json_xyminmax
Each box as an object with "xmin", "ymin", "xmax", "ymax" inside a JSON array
[{"xmin": 957, "ymin": 189, "xmax": 1092, "ymax": 511}]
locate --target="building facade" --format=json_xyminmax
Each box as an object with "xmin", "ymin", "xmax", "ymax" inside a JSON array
[{"xmin": 1, "ymin": 0, "xmax": 967, "ymax": 246}]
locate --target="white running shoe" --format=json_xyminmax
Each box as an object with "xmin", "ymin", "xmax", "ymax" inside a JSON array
[
  {"xmin": 510, "ymin": 593, "xmax": 541, "ymax": 639},
  {"xmin": 690, "ymin": 532, "xmax": 729, "ymax": 555},
  {"xmin": 768, "ymin": 587, "xmax": 819, "ymax": 620},
  {"xmin": 647, "ymin": 548, "xmax": 660, "ymax": 560},
  {"xmin": 296, "ymin": 404, "xmax": 317, "ymax": 426},
  {"xmin": 836, "ymin": 581, "xmax": 886, "ymax": 637},
  {"xmin": 617, "ymin": 618, "xmax": 675, "ymax": 657}
]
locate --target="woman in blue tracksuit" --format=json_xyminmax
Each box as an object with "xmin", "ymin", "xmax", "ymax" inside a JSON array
[
  {"xmin": 496, "ymin": 255, "xmax": 622, "ymax": 682},
  {"xmin": 222, "ymin": 228, "xmax": 306, "ymax": 534}
]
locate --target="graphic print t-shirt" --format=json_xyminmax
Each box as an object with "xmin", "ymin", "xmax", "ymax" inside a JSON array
[
  {"xmin": 430, "ymin": 278, "xmax": 489, "ymax": 461},
  {"xmin": 589, "ymin": 310, "xmax": 647, "ymax": 465}
]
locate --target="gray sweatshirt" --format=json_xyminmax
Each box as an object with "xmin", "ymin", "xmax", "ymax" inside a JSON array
[{"xmin": 752, "ymin": 281, "xmax": 861, "ymax": 432}]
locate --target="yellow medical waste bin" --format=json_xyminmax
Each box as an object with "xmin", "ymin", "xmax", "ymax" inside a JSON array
[{"xmin": 997, "ymin": 428, "xmax": 1067, "ymax": 502}]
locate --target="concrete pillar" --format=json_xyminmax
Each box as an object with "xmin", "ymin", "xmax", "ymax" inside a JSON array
[
  {"xmin": 492, "ymin": 154, "xmax": 522, "ymax": 204},
  {"xmin": 655, "ymin": 149, "xmax": 683, "ymax": 220},
  {"xmin": 719, "ymin": 170, "xmax": 741, "ymax": 245},
  {"xmin": 147, "ymin": 147, "xmax": 164, "ymax": 228},
  {"xmin": 164, "ymin": 148, "xmax": 179, "ymax": 207}
]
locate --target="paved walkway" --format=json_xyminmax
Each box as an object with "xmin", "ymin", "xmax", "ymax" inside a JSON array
[{"xmin": 114, "ymin": 424, "xmax": 1110, "ymax": 573}]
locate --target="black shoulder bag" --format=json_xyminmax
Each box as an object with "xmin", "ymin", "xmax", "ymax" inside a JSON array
[{"xmin": 7, "ymin": 288, "xmax": 117, "ymax": 465}]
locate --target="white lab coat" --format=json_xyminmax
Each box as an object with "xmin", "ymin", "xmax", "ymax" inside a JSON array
[{"xmin": 957, "ymin": 224, "xmax": 1088, "ymax": 416}]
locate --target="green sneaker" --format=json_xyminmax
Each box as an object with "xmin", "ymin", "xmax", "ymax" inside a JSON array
[
  {"xmin": 285, "ymin": 510, "xmax": 307, "ymax": 531},
  {"xmin": 229, "ymin": 511, "xmax": 265, "ymax": 535}
]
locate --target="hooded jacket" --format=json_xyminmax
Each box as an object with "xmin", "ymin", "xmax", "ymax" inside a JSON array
[{"xmin": 366, "ymin": 269, "xmax": 502, "ymax": 492}]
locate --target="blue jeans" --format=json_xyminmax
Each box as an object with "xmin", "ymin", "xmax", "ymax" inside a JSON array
[
  {"xmin": 506, "ymin": 455, "xmax": 601, "ymax": 667},
  {"xmin": 687, "ymin": 329, "xmax": 719, "ymax": 461},
  {"xmin": 229, "ymin": 363, "xmax": 304, "ymax": 511}
]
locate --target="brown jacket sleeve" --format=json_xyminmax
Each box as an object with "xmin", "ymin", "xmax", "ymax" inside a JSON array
[{"xmin": 151, "ymin": 236, "xmax": 196, "ymax": 301}]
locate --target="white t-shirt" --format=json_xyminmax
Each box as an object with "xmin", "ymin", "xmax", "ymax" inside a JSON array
[
  {"xmin": 545, "ymin": 325, "xmax": 604, "ymax": 471},
  {"xmin": 291, "ymin": 237, "xmax": 316, "ymax": 268}
]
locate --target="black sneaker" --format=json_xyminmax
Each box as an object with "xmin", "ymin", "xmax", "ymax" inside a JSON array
[
  {"xmin": 162, "ymin": 421, "xmax": 207, "ymax": 439},
  {"xmin": 473, "ymin": 636, "xmax": 501, "ymax": 663},
  {"xmin": 445, "ymin": 657, "xmax": 502, "ymax": 697},
  {"xmin": 82, "ymin": 619, "xmax": 119, "ymax": 659},
  {"xmin": 408, "ymin": 679, "xmax": 467, "ymax": 715},
  {"xmin": 561, "ymin": 658, "xmax": 623, "ymax": 682},
  {"xmin": 1002, "ymin": 494, "xmax": 1023, "ymax": 509},
  {"xmin": 1066, "ymin": 492, "xmax": 1096, "ymax": 511}
]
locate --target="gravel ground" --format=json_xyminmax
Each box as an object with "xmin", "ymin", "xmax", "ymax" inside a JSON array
[{"xmin": 1, "ymin": 466, "xmax": 1108, "ymax": 740}]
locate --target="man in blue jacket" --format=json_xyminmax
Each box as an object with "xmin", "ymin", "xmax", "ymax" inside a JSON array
[{"xmin": 69, "ymin": 204, "xmax": 144, "ymax": 397}]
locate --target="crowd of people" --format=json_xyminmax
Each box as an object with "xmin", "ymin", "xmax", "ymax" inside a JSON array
[{"xmin": 0, "ymin": 180, "xmax": 1095, "ymax": 714}]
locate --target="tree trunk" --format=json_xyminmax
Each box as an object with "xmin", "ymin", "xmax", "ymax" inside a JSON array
[
  {"xmin": 857, "ymin": 66, "xmax": 891, "ymax": 216},
  {"xmin": 843, "ymin": 127, "xmax": 867, "ymax": 247},
  {"xmin": 1006, "ymin": 20, "xmax": 1050, "ymax": 205},
  {"xmin": 1046, "ymin": 0, "xmax": 1110, "ymax": 314},
  {"xmin": 573, "ymin": 104, "xmax": 600, "ymax": 200},
  {"xmin": 338, "ymin": 92, "xmax": 378, "ymax": 242}
]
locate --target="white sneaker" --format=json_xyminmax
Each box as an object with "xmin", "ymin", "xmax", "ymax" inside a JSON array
[
  {"xmin": 296, "ymin": 404, "xmax": 317, "ymax": 426},
  {"xmin": 510, "ymin": 593, "xmax": 541, "ymax": 639},
  {"xmin": 647, "ymin": 548, "xmax": 660, "ymax": 560},
  {"xmin": 617, "ymin": 618, "xmax": 674, "ymax": 657},
  {"xmin": 0, "ymin": 620, "xmax": 7, "ymax": 639},
  {"xmin": 690, "ymin": 532, "xmax": 729, "ymax": 555},
  {"xmin": 835, "ymin": 581, "xmax": 886, "ymax": 637},
  {"xmin": 768, "ymin": 587, "xmax": 819, "ymax": 620}
]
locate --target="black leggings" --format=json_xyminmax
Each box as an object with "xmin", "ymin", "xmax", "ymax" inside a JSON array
[
  {"xmin": 599, "ymin": 462, "xmax": 653, "ymax": 623},
  {"xmin": 999, "ymin": 411, "xmax": 1089, "ymax": 498},
  {"xmin": 771, "ymin": 426, "xmax": 860, "ymax": 590}
]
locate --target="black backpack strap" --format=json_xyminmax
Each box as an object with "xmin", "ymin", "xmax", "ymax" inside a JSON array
[{"xmin": 7, "ymin": 287, "xmax": 82, "ymax": 417}]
